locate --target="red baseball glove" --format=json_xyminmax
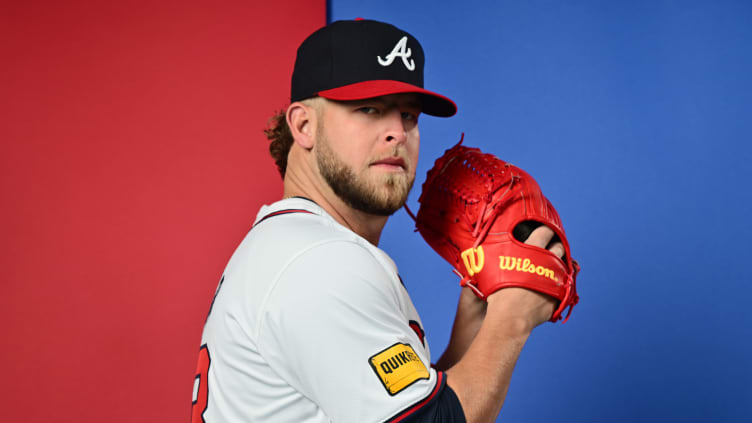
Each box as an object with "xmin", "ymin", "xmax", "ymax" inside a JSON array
[{"xmin": 408, "ymin": 136, "xmax": 580, "ymax": 322}]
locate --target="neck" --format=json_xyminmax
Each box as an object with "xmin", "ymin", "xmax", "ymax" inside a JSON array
[{"xmin": 283, "ymin": 171, "xmax": 389, "ymax": 246}]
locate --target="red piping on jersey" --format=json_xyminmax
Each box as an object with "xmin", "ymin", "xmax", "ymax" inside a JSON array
[
  {"xmin": 387, "ymin": 371, "xmax": 445, "ymax": 422},
  {"xmin": 253, "ymin": 209, "xmax": 314, "ymax": 227}
]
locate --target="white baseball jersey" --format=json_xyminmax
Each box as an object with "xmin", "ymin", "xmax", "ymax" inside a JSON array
[{"xmin": 192, "ymin": 197, "xmax": 445, "ymax": 422}]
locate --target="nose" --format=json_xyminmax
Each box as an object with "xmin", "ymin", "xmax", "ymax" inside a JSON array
[{"xmin": 384, "ymin": 110, "xmax": 408, "ymax": 144}]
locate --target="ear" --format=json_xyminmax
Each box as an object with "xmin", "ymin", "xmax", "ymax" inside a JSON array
[{"xmin": 286, "ymin": 101, "xmax": 317, "ymax": 150}]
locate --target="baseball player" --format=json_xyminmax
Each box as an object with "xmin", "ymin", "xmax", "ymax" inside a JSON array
[{"xmin": 192, "ymin": 19, "xmax": 571, "ymax": 422}]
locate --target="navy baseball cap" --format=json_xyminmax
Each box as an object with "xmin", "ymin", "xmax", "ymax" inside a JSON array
[{"xmin": 291, "ymin": 19, "xmax": 457, "ymax": 117}]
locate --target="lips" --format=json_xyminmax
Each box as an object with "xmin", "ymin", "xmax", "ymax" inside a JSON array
[{"xmin": 371, "ymin": 157, "xmax": 407, "ymax": 169}]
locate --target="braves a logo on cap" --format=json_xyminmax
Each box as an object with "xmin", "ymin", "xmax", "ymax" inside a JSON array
[{"xmin": 377, "ymin": 36, "xmax": 415, "ymax": 71}]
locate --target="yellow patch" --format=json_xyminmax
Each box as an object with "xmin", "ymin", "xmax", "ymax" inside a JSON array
[{"xmin": 369, "ymin": 343, "xmax": 429, "ymax": 395}]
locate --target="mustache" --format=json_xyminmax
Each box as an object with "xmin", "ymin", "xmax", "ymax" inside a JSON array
[{"xmin": 373, "ymin": 147, "xmax": 410, "ymax": 164}]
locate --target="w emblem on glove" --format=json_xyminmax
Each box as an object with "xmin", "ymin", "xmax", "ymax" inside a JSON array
[{"xmin": 461, "ymin": 246, "xmax": 485, "ymax": 276}]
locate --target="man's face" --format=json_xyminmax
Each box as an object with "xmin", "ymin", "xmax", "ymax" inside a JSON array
[{"xmin": 314, "ymin": 94, "xmax": 421, "ymax": 216}]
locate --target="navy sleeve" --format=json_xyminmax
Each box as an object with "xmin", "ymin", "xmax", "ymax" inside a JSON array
[{"xmin": 386, "ymin": 372, "xmax": 467, "ymax": 423}]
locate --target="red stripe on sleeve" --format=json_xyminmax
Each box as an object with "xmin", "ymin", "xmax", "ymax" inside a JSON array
[{"xmin": 389, "ymin": 371, "xmax": 445, "ymax": 422}]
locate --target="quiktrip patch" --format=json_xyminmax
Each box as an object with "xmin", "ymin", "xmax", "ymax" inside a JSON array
[{"xmin": 369, "ymin": 343, "xmax": 429, "ymax": 395}]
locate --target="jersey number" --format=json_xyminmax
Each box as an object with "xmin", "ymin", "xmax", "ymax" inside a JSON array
[{"xmin": 191, "ymin": 345, "xmax": 211, "ymax": 423}]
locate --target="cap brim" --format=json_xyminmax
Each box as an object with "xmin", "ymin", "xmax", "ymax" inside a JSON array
[{"xmin": 317, "ymin": 80, "xmax": 457, "ymax": 117}]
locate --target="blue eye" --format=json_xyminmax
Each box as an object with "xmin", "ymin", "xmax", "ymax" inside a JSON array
[
  {"xmin": 401, "ymin": 112, "xmax": 417, "ymax": 121},
  {"xmin": 359, "ymin": 107, "xmax": 378, "ymax": 114}
]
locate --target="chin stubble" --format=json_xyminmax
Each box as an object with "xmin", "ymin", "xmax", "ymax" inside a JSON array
[{"xmin": 315, "ymin": 133, "xmax": 414, "ymax": 216}]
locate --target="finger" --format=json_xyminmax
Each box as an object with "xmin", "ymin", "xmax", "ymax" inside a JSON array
[
  {"xmin": 512, "ymin": 221, "xmax": 542, "ymax": 242},
  {"xmin": 547, "ymin": 241, "xmax": 565, "ymax": 259},
  {"xmin": 524, "ymin": 225, "xmax": 554, "ymax": 248}
]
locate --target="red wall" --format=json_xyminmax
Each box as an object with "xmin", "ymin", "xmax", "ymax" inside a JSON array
[{"xmin": 0, "ymin": 2, "xmax": 324, "ymax": 421}]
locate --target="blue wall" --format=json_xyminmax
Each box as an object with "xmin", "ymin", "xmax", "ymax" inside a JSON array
[{"xmin": 330, "ymin": 1, "xmax": 752, "ymax": 422}]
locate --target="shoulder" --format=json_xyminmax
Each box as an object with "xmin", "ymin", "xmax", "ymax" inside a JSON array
[
  {"xmin": 243, "ymin": 197, "xmax": 369, "ymax": 256},
  {"xmin": 223, "ymin": 198, "xmax": 364, "ymax": 274},
  {"xmin": 223, "ymin": 197, "xmax": 403, "ymax": 323},
  {"xmin": 237, "ymin": 197, "xmax": 397, "ymax": 278}
]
